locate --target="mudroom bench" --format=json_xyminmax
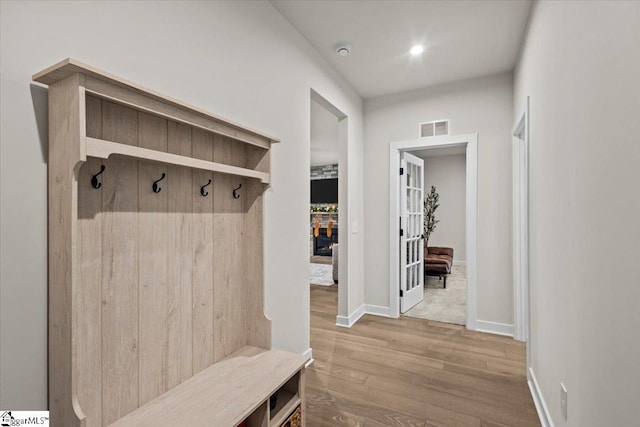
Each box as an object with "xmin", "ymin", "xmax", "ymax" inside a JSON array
[{"xmin": 34, "ymin": 58, "xmax": 307, "ymax": 427}]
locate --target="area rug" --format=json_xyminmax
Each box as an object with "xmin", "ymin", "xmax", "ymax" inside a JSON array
[
  {"xmin": 310, "ymin": 263, "xmax": 334, "ymax": 286},
  {"xmin": 403, "ymin": 264, "xmax": 466, "ymax": 325}
]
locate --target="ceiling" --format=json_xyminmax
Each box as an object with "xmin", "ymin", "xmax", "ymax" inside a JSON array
[
  {"xmin": 311, "ymin": 98, "xmax": 339, "ymax": 166},
  {"xmin": 271, "ymin": 0, "xmax": 532, "ymax": 99}
]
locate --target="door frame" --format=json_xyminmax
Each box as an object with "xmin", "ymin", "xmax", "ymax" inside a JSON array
[
  {"xmin": 512, "ymin": 97, "xmax": 530, "ymax": 366},
  {"xmin": 309, "ymin": 89, "xmax": 351, "ymax": 328},
  {"xmin": 389, "ymin": 134, "xmax": 478, "ymax": 330}
]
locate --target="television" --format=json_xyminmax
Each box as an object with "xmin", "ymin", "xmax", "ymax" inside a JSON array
[{"xmin": 310, "ymin": 178, "xmax": 338, "ymax": 203}]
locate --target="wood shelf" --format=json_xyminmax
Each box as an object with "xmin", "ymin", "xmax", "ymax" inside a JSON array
[
  {"xmin": 86, "ymin": 137, "xmax": 270, "ymax": 184},
  {"xmin": 33, "ymin": 58, "xmax": 280, "ymax": 148},
  {"xmin": 270, "ymin": 390, "xmax": 300, "ymax": 426},
  {"xmin": 108, "ymin": 347, "xmax": 308, "ymax": 427}
]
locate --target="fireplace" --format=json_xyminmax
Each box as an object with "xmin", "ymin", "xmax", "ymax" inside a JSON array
[{"xmin": 313, "ymin": 228, "xmax": 338, "ymax": 256}]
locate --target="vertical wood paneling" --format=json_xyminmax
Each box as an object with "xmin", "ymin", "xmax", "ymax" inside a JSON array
[
  {"xmin": 191, "ymin": 128, "xmax": 215, "ymax": 373},
  {"xmin": 245, "ymin": 145, "xmax": 270, "ymax": 173},
  {"xmin": 76, "ymin": 95, "xmax": 103, "ymax": 425},
  {"xmin": 244, "ymin": 147, "xmax": 271, "ymax": 349},
  {"xmin": 101, "ymin": 101, "xmax": 139, "ymax": 425},
  {"xmin": 166, "ymin": 122, "xmax": 193, "ymax": 387},
  {"xmin": 76, "ymin": 101, "xmax": 270, "ymax": 425},
  {"xmin": 138, "ymin": 112, "xmax": 169, "ymax": 405},
  {"xmin": 213, "ymin": 136, "xmax": 247, "ymax": 362}
]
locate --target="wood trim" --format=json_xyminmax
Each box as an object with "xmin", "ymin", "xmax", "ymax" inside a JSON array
[
  {"xmin": 299, "ymin": 367, "xmax": 306, "ymax": 427},
  {"xmin": 528, "ymin": 368, "xmax": 555, "ymax": 427},
  {"xmin": 335, "ymin": 304, "xmax": 365, "ymax": 328},
  {"xmin": 363, "ymin": 304, "xmax": 392, "ymax": 318},
  {"xmin": 33, "ymin": 58, "xmax": 280, "ymax": 144},
  {"xmin": 85, "ymin": 137, "xmax": 270, "ymax": 183},
  {"xmin": 512, "ymin": 97, "xmax": 530, "ymax": 348},
  {"xmin": 302, "ymin": 349, "xmax": 313, "ymax": 368},
  {"xmin": 47, "ymin": 73, "xmax": 86, "ymax": 427},
  {"xmin": 388, "ymin": 134, "xmax": 479, "ymax": 328},
  {"xmin": 465, "ymin": 135, "xmax": 478, "ymax": 331},
  {"xmin": 476, "ymin": 320, "xmax": 514, "ymax": 337}
]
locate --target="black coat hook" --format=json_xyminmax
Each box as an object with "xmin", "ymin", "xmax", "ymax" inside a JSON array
[
  {"xmin": 233, "ymin": 183, "xmax": 242, "ymax": 199},
  {"xmin": 200, "ymin": 179, "xmax": 212, "ymax": 197},
  {"xmin": 152, "ymin": 173, "xmax": 166, "ymax": 193},
  {"xmin": 91, "ymin": 165, "xmax": 105, "ymax": 189}
]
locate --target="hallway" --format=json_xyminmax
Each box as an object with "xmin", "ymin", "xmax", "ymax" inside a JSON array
[{"xmin": 307, "ymin": 285, "xmax": 540, "ymax": 426}]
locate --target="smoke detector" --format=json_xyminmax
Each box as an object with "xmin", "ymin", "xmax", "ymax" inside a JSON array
[{"xmin": 336, "ymin": 44, "xmax": 351, "ymax": 56}]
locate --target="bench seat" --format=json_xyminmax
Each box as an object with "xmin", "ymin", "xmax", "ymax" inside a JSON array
[{"xmin": 109, "ymin": 346, "xmax": 308, "ymax": 427}]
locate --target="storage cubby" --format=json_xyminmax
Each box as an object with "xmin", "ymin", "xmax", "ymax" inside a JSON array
[
  {"xmin": 34, "ymin": 58, "xmax": 308, "ymax": 427},
  {"xmin": 270, "ymin": 372, "xmax": 302, "ymax": 426},
  {"xmin": 245, "ymin": 402, "xmax": 269, "ymax": 427}
]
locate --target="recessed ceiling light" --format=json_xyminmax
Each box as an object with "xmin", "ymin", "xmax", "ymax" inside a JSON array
[
  {"xmin": 410, "ymin": 45, "xmax": 424, "ymax": 56},
  {"xmin": 336, "ymin": 43, "xmax": 352, "ymax": 56}
]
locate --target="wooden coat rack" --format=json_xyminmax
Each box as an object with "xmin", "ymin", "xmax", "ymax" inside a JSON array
[{"xmin": 34, "ymin": 59, "xmax": 307, "ymax": 427}]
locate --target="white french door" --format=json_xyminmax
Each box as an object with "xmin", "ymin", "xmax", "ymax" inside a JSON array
[{"xmin": 400, "ymin": 152, "xmax": 425, "ymax": 313}]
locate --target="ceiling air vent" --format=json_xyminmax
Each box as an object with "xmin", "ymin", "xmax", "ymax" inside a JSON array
[{"xmin": 420, "ymin": 119, "xmax": 450, "ymax": 138}]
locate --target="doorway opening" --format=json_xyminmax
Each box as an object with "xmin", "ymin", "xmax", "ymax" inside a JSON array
[
  {"xmin": 389, "ymin": 134, "xmax": 478, "ymax": 330},
  {"xmin": 309, "ymin": 99, "xmax": 339, "ymax": 286},
  {"xmin": 512, "ymin": 97, "xmax": 531, "ymax": 379},
  {"xmin": 403, "ymin": 147, "xmax": 467, "ymax": 325},
  {"xmin": 308, "ymin": 90, "xmax": 349, "ymax": 328}
]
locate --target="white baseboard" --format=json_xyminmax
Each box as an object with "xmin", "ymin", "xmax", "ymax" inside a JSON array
[
  {"xmin": 361, "ymin": 310, "xmax": 512, "ymax": 338},
  {"xmin": 302, "ymin": 348, "xmax": 314, "ymax": 368},
  {"xmin": 454, "ymin": 259, "xmax": 466, "ymax": 266},
  {"xmin": 476, "ymin": 320, "xmax": 514, "ymax": 337},
  {"xmin": 364, "ymin": 304, "xmax": 392, "ymax": 317},
  {"xmin": 528, "ymin": 367, "xmax": 554, "ymax": 427},
  {"xmin": 336, "ymin": 304, "xmax": 365, "ymax": 328}
]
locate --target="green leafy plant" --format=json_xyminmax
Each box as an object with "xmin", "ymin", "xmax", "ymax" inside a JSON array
[{"xmin": 424, "ymin": 186, "xmax": 439, "ymax": 244}]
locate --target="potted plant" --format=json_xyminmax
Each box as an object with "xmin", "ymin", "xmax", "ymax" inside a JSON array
[{"xmin": 423, "ymin": 185, "xmax": 439, "ymax": 247}]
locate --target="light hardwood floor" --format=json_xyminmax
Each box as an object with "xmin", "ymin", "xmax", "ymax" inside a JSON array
[
  {"xmin": 306, "ymin": 285, "xmax": 541, "ymax": 427},
  {"xmin": 310, "ymin": 255, "xmax": 333, "ymax": 265}
]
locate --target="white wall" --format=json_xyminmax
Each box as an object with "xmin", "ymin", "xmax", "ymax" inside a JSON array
[
  {"xmin": 364, "ymin": 72, "xmax": 514, "ymax": 325},
  {"xmin": 514, "ymin": 1, "xmax": 640, "ymax": 426},
  {"xmin": 310, "ymin": 98, "xmax": 339, "ymax": 166},
  {"xmin": 421, "ymin": 154, "xmax": 466, "ymax": 262},
  {"xmin": 0, "ymin": 0, "xmax": 364, "ymax": 409}
]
